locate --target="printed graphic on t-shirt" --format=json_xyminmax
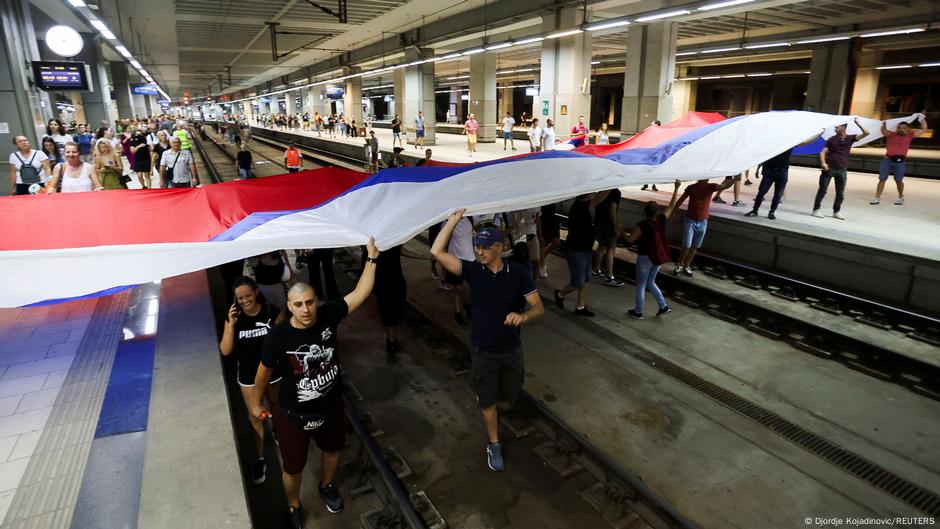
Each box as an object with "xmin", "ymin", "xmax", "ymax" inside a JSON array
[
  {"xmin": 238, "ymin": 319, "xmax": 272, "ymax": 339},
  {"xmin": 286, "ymin": 328, "xmax": 338, "ymax": 402}
]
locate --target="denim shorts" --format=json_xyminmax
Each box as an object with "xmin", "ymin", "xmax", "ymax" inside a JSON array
[
  {"xmin": 878, "ymin": 158, "xmax": 905, "ymax": 182},
  {"xmin": 682, "ymin": 217, "xmax": 708, "ymax": 249},
  {"xmin": 503, "ymin": 131, "xmax": 512, "ymax": 139},
  {"xmin": 565, "ymin": 250, "xmax": 593, "ymax": 288}
]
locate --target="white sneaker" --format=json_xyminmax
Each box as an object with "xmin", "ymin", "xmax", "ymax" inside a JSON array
[
  {"xmin": 833, "ymin": 211, "xmax": 845, "ymax": 220},
  {"xmin": 869, "ymin": 197, "xmax": 880, "ymax": 205},
  {"xmin": 894, "ymin": 197, "xmax": 905, "ymax": 205},
  {"xmin": 811, "ymin": 210, "xmax": 825, "ymax": 218}
]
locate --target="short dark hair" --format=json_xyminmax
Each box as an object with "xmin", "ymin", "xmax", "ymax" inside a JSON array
[
  {"xmin": 232, "ymin": 275, "xmax": 259, "ymax": 293},
  {"xmin": 898, "ymin": 121, "xmax": 910, "ymax": 127}
]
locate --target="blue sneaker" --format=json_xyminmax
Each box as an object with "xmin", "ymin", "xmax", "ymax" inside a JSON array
[{"xmin": 486, "ymin": 442, "xmax": 504, "ymax": 472}]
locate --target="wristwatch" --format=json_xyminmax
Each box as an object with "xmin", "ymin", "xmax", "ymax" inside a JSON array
[{"xmin": 365, "ymin": 256, "xmax": 379, "ymax": 263}]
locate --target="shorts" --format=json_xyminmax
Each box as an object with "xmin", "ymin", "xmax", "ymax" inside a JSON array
[
  {"xmin": 471, "ymin": 348, "xmax": 524, "ymax": 408},
  {"xmin": 595, "ymin": 224, "xmax": 617, "ymax": 248},
  {"xmin": 503, "ymin": 131, "xmax": 512, "ymax": 140},
  {"xmin": 444, "ymin": 270, "xmax": 463, "ymax": 286},
  {"xmin": 525, "ymin": 236, "xmax": 540, "ymax": 261},
  {"xmin": 287, "ymin": 167, "xmax": 300, "ymax": 173},
  {"xmin": 467, "ymin": 133, "xmax": 477, "ymax": 144},
  {"xmin": 416, "ymin": 129, "xmax": 425, "ymax": 138},
  {"xmin": 272, "ymin": 402, "xmax": 346, "ymax": 475},
  {"xmin": 682, "ymin": 217, "xmax": 708, "ymax": 249},
  {"xmin": 237, "ymin": 359, "xmax": 281, "ymax": 387},
  {"xmin": 376, "ymin": 281, "xmax": 406, "ymax": 327},
  {"xmin": 878, "ymin": 158, "xmax": 905, "ymax": 182},
  {"xmin": 565, "ymin": 250, "xmax": 592, "ymax": 288}
]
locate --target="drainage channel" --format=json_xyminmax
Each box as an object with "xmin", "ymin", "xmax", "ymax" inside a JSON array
[
  {"xmin": 550, "ymin": 293, "xmax": 940, "ymax": 518},
  {"xmin": 332, "ymin": 249, "xmax": 701, "ymax": 529}
]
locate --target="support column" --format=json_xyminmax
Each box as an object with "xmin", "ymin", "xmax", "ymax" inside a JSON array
[
  {"xmin": 344, "ymin": 70, "xmax": 363, "ymax": 127},
  {"xmin": 392, "ymin": 68, "xmax": 405, "ymax": 120},
  {"xmin": 804, "ymin": 41, "xmax": 852, "ymax": 114},
  {"xmin": 111, "ymin": 61, "xmax": 138, "ymax": 119},
  {"xmin": 620, "ymin": 21, "xmax": 677, "ymax": 135},
  {"xmin": 849, "ymin": 50, "xmax": 883, "ymax": 118},
  {"xmin": 448, "ymin": 88, "xmax": 463, "ymax": 123},
  {"xmin": 469, "ymin": 52, "xmax": 496, "ymax": 142},
  {"xmin": 403, "ymin": 52, "xmax": 437, "ymax": 146},
  {"xmin": 78, "ymin": 40, "xmax": 116, "ymax": 128},
  {"xmin": 0, "ymin": 0, "xmax": 46, "ymax": 147},
  {"xmin": 671, "ymin": 65, "xmax": 696, "ymax": 119},
  {"xmin": 132, "ymin": 94, "xmax": 147, "ymax": 119},
  {"xmin": 498, "ymin": 87, "xmax": 514, "ymax": 123},
  {"xmin": 536, "ymin": 7, "xmax": 592, "ymax": 133}
]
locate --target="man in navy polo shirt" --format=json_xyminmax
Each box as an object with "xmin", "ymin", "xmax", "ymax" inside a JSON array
[{"xmin": 431, "ymin": 210, "xmax": 544, "ymax": 472}]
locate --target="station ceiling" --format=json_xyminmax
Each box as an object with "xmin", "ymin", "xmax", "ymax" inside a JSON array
[{"xmin": 36, "ymin": 0, "xmax": 940, "ymax": 100}]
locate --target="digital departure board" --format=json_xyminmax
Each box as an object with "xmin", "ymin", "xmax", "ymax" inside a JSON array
[{"xmin": 32, "ymin": 61, "xmax": 89, "ymax": 91}]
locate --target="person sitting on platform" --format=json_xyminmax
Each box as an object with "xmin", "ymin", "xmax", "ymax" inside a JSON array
[
  {"xmin": 871, "ymin": 114, "xmax": 927, "ymax": 206},
  {"xmin": 250, "ymin": 238, "xmax": 379, "ymax": 529}
]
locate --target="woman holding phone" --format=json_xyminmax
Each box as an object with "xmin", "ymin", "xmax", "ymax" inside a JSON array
[{"xmin": 219, "ymin": 276, "xmax": 283, "ymax": 485}]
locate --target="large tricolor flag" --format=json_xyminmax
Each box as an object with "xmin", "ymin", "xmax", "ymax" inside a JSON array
[{"xmin": 0, "ymin": 111, "xmax": 914, "ymax": 307}]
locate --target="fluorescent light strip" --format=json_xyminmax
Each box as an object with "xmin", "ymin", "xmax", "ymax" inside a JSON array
[
  {"xmin": 795, "ymin": 35, "xmax": 851, "ymax": 44},
  {"xmin": 919, "ymin": 62, "xmax": 940, "ymax": 67},
  {"xmin": 747, "ymin": 73, "xmax": 772, "ymax": 77},
  {"xmin": 699, "ymin": 76, "xmax": 721, "ymax": 80},
  {"xmin": 677, "ymin": 77, "xmax": 699, "ymax": 81},
  {"xmin": 68, "ymin": 0, "xmax": 86, "ymax": 6},
  {"xmin": 546, "ymin": 29, "xmax": 583, "ymax": 39},
  {"xmin": 875, "ymin": 65, "xmax": 912, "ymax": 70},
  {"xmin": 860, "ymin": 28, "xmax": 925, "ymax": 38},
  {"xmin": 744, "ymin": 42, "xmax": 790, "ymax": 49},
  {"xmin": 700, "ymin": 46, "xmax": 740, "ymax": 53},
  {"xmin": 676, "ymin": 51, "xmax": 699, "ymax": 56},
  {"xmin": 440, "ymin": 53, "xmax": 461, "ymax": 60},
  {"xmin": 722, "ymin": 74, "xmax": 745, "ymax": 78},
  {"xmin": 129, "ymin": 60, "xmax": 142, "ymax": 69},
  {"xmin": 513, "ymin": 37, "xmax": 544, "ymax": 46},
  {"xmin": 586, "ymin": 20, "xmax": 630, "ymax": 31},
  {"xmin": 101, "ymin": 30, "xmax": 115, "ymax": 40},
  {"xmin": 698, "ymin": 0, "xmax": 755, "ymax": 10},
  {"xmin": 591, "ymin": 61, "xmax": 600, "ymax": 65},
  {"xmin": 115, "ymin": 45, "xmax": 132, "ymax": 58},
  {"xmin": 89, "ymin": 20, "xmax": 107, "ymax": 31},
  {"xmin": 635, "ymin": 9, "xmax": 690, "ymax": 22},
  {"xmin": 485, "ymin": 43, "xmax": 512, "ymax": 51},
  {"xmin": 461, "ymin": 48, "xmax": 485, "ymax": 55}
]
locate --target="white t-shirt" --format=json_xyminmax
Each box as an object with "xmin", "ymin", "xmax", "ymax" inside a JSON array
[
  {"xmin": 46, "ymin": 133, "xmax": 73, "ymax": 157},
  {"xmin": 527, "ymin": 126, "xmax": 542, "ymax": 144},
  {"xmin": 541, "ymin": 127, "xmax": 556, "ymax": 150},
  {"xmin": 448, "ymin": 218, "xmax": 475, "ymax": 261},
  {"xmin": 146, "ymin": 132, "xmax": 160, "ymax": 146},
  {"xmin": 9, "ymin": 149, "xmax": 49, "ymax": 184},
  {"xmin": 502, "ymin": 117, "xmax": 515, "ymax": 133}
]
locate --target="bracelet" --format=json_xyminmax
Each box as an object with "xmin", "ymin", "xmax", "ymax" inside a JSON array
[{"xmin": 365, "ymin": 256, "xmax": 378, "ymax": 263}]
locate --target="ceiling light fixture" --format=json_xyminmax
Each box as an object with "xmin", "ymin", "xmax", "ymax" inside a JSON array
[
  {"xmin": 860, "ymin": 28, "xmax": 925, "ymax": 38},
  {"xmin": 586, "ymin": 20, "xmax": 630, "ymax": 31},
  {"xmin": 546, "ymin": 29, "xmax": 583, "ymax": 39},
  {"xmin": 485, "ymin": 42, "xmax": 512, "ymax": 50},
  {"xmin": 129, "ymin": 60, "xmax": 141, "ymax": 69},
  {"xmin": 100, "ymin": 30, "xmax": 115, "ymax": 40},
  {"xmin": 461, "ymin": 48, "xmax": 485, "ymax": 55},
  {"xmin": 919, "ymin": 62, "xmax": 940, "ymax": 67},
  {"xmin": 698, "ymin": 0, "xmax": 755, "ymax": 10},
  {"xmin": 700, "ymin": 46, "xmax": 740, "ymax": 53},
  {"xmin": 744, "ymin": 42, "xmax": 790, "ymax": 49},
  {"xmin": 676, "ymin": 51, "xmax": 699, "ymax": 56},
  {"xmin": 89, "ymin": 20, "xmax": 107, "ymax": 31},
  {"xmin": 875, "ymin": 65, "xmax": 912, "ymax": 70},
  {"xmin": 513, "ymin": 36, "xmax": 544, "ymax": 46},
  {"xmin": 795, "ymin": 35, "xmax": 851, "ymax": 44},
  {"xmin": 115, "ymin": 45, "xmax": 132, "ymax": 57},
  {"xmin": 635, "ymin": 9, "xmax": 691, "ymax": 22},
  {"xmin": 746, "ymin": 73, "xmax": 772, "ymax": 77},
  {"xmin": 440, "ymin": 53, "xmax": 461, "ymax": 60},
  {"xmin": 67, "ymin": 0, "xmax": 86, "ymax": 6}
]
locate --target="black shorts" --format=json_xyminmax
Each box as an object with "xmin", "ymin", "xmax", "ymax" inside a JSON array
[
  {"xmin": 471, "ymin": 348, "xmax": 524, "ymax": 408},
  {"xmin": 540, "ymin": 204, "xmax": 560, "ymax": 241},
  {"xmin": 236, "ymin": 357, "xmax": 282, "ymax": 387},
  {"xmin": 376, "ymin": 282, "xmax": 406, "ymax": 327},
  {"xmin": 444, "ymin": 270, "xmax": 463, "ymax": 286},
  {"xmin": 595, "ymin": 223, "xmax": 617, "ymax": 248},
  {"xmin": 272, "ymin": 401, "xmax": 346, "ymax": 475}
]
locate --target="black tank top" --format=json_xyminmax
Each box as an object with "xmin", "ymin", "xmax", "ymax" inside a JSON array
[{"xmin": 254, "ymin": 255, "xmax": 284, "ymax": 285}]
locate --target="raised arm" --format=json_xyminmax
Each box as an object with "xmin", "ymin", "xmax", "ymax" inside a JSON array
[
  {"xmin": 799, "ymin": 130, "xmax": 824, "ymax": 146},
  {"xmin": 343, "ymin": 237, "xmax": 379, "ymax": 314},
  {"xmin": 881, "ymin": 121, "xmax": 889, "ymax": 137},
  {"xmin": 664, "ymin": 180, "xmax": 683, "ymax": 220},
  {"xmin": 430, "ymin": 209, "xmax": 466, "ymax": 276},
  {"xmin": 854, "ymin": 118, "xmax": 870, "ymax": 141},
  {"xmin": 913, "ymin": 114, "xmax": 928, "ymax": 138}
]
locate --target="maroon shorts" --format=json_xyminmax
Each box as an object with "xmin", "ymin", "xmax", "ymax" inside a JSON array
[{"xmin": 272, "ymin": 402, "xmax": 346, "ymax": 475}]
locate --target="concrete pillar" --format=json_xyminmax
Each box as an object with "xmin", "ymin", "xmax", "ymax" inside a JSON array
[
  {"xmin": 620, "ymin": 21, "xmax": 677, "ymax": 134},
  {"xmin": 392, "ymin": 68, "xmax": 405, "ymax": 120},
  {"xmin": 804, "ymin": 41, "xmax": 852, "ymax": 114},
  {"xmin": 498, "ymin": 87, "xmax": 515, "ymax": 123},
  {"xmin": 132, "ymin": 94, "xmax": 147, "ymax": 119},
  {"xmin": 849, "ymin": 50, "xmax": 883, "ymax": 119},
  {"xmin": 0, "ymin": 0, "xmax": 47, "ymax": 149},
  {"xmin": 402, "ymin": 54, "xmax": 437, "ymax": 146},
  {"xmin": 110, "ymin": 61, "xmax": 138, "ymax": 119},
  {"xmin": 448, "ymin": 88, "xmax": 463, "ymax": 123},
  {"xmin": 77, "ymin": 40, "xmax": 116, "ymax": 129},
  {"xmin": 671, "ymin": 65, "xmax": 696, "ymax": 120},
  {"xmin": 344, "ymin": 71, "xmax": 363, "ymax": 127},
  {"xmin": 469, "ymin": 52, "xmax": 497, "ymax": 142},
  {"xmin": 536, "ymin": 7, "xmax": 592, "ymax": 134}
]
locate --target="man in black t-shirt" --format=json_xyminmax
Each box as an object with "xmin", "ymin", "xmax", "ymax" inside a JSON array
[
  {"xmin": 555, "ymin": 191, "xmax": 611, "ymax": 317},
  {"xmin": 432, "ymin": 210, "xmax": 544, "ymax": 473},
  {"xmin": 746, "ymin": 131, "xmax": 822, "ymax": 220},
  {"xmin": 251, "ymin": 239, "xmax": 379, "ymax": 528}
]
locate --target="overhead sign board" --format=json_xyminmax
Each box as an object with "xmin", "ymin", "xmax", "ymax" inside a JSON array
[
  {"xmin": 157, "ymin": 99, "xmax": 171, "ymax": 105},
  {"xmin": 132, "ymin": 84, "xmax": 160, "ymax": 95},
  {"xmin": 32, "ymin": 61, "xmax": 89, "ymax": 91}
]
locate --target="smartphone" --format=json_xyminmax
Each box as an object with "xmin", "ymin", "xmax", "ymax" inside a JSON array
[{"xmin": 232, "ymin": 295, "xmax": 242, "ymax": 314}]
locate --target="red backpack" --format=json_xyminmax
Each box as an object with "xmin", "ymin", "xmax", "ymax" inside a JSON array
[{"xmin": 648, "ymin": 218, "xmax": 671, "ymax": 266}]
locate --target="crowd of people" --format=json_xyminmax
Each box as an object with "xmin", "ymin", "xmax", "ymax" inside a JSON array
[{"xmin": 8, "ymin": 114, "xmax": 203, "ymax": 194}]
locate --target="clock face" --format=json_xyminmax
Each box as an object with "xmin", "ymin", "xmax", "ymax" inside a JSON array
[{"xmin": 46, "ymin": 25, "xmax": 84, "ymax": 58}]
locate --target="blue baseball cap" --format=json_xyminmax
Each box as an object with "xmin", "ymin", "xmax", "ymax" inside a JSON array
[{"xmin": 473, "ymin": 226, "xmax": 502, "ymax": 248}]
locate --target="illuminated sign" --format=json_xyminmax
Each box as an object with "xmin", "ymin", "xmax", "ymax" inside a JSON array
[
  {"xmin": 32, "ymin": 61, "xmax": 89, "ymax": 90},
  {"xmin": 132, "ymin": 84, "xmax": 161, "ymax": 95}
]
